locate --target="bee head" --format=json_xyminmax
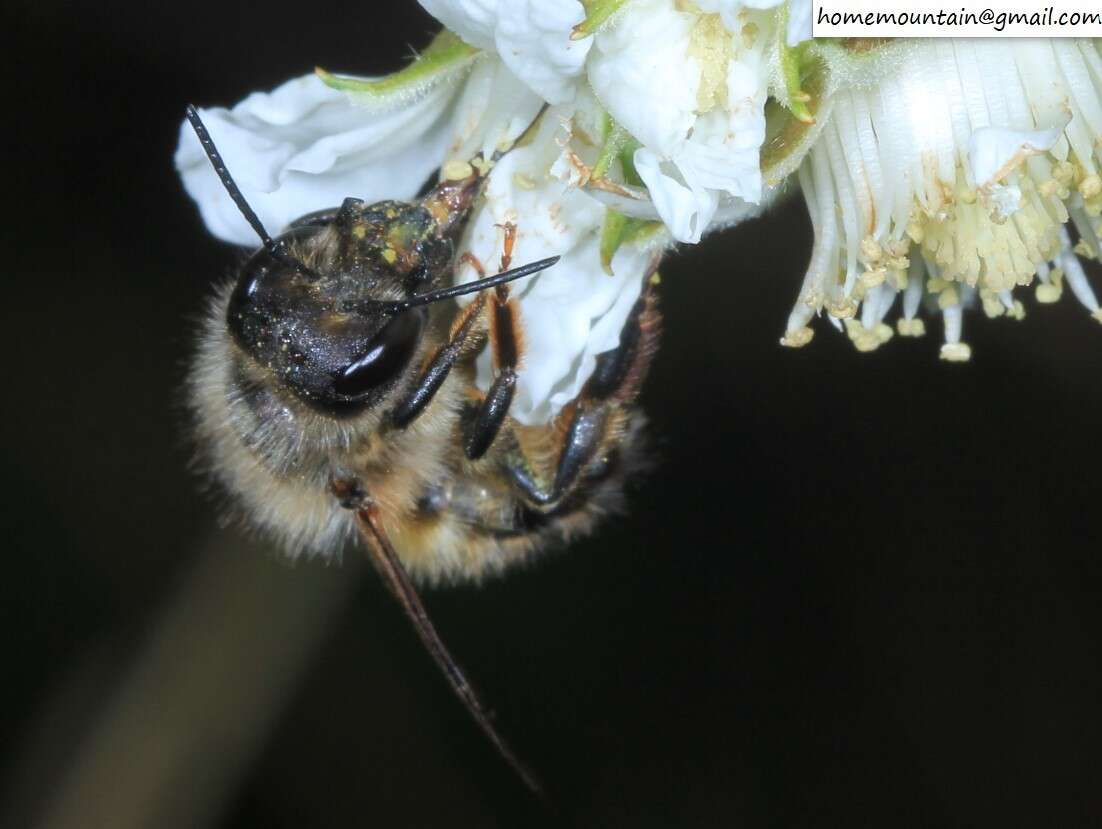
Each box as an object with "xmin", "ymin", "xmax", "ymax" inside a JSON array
[
  {"xmin": 186, "ymin": 105, "xmax": 556, "ymax": 418},
  {"xmin": 227, "ymin": 203, "xmax": 434, "ymax": 416}
]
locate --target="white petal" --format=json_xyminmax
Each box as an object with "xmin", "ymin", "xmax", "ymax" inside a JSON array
[
  {"xmin": 785, "ymin": 0, "xmax": 814, "ymax": 45},
  {"xmin": 418, "ymin": 0, "xmax": 498, "ymax": 50},
  {"xmin": 709, "ymin": 190, "xmax": 775, "ymax": 231},
  {"xmin": 633, "ymin": 147, "xmax": 719, "ymax": 244},
  {"xmin": 675, "ymin": 49, "xmax": 768, "ymax": 204},
  {"xmin": 458, "ymin": 115, "xmax": 603, "ymax": 280},
  {"xmin": 582, "ymin": 184, "xmax": 664, "ymax": 221},
  {"xmin": 176, "ymin": 74, "xmax": 454, "ymax": 245},
  {"xmin": 697, "ymin": 0, "xmax": 786, "ymax": 25},
  {"xmin": 495, "ymin": 0, "xmax": 591, "ymax": 104},
  {"xmin": 693, "ymin": 0, "xmax": 742, "ymax": 30},
  {"xmin": 511, "ymin": 236, "xmax": 647, "ymax": 423},
  {"xmin": 544, "ymin": 242, "xmax": 650, "ymax": 416},
  {"xmin": 445, "ymin": 57, "xmax": 545, "ymax": 163},
  {"xmin": 421, "ymin": 0, "xmax": 590, "ymax": 105},
  {"xmin": 984, "ymin": 183, "xmax": 1022, "ymax": 221},
  {"xmin": 587, "ymin": 0, "xmax": 699, "ymax": 156},
  {"xmin": 967, "ymin": 121, "xmax": 1067, "ymax": 190}
]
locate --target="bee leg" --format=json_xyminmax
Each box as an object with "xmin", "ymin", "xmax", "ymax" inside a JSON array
[
  {"xmin": 464, "ymin": 224, "xmax": 524, "ymax": 461},
  {"xmin": 390, "ymin": 292, "xmax": 488, "ymax": 428},
  {"xmin": 507, "ymin": 269, "xmax": 661, "ymax": 509},
  {"xmin": 391, "ymin": 248, "xmax": 500, "ymax": 428},
  {"xmin": 464, "ymin": 366, "xmax": 518, "ymax": 460}
]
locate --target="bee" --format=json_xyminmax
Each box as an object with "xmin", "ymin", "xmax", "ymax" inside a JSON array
[{"xmin": 184, "ymin": 105, "xmax": 661, "ymax": 792}]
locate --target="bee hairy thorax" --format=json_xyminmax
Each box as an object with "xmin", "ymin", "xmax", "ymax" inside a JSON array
[{"xmin": 189, "ymin": 182, "xmax": 661, "ymax": 585}]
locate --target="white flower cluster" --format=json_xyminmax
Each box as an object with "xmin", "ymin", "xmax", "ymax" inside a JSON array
[
  {"xmin": 178, "ymin": 0, "xmax": 811, "ymax": 423},
  {"xmin": 177, "ymin": 2, "xmax": 1100, "ymax": 423}
]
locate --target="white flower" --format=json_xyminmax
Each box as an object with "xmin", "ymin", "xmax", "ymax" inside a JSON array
[
  {"xmin": 179, "ymin": 1, "xmax": 1100, "ymax": 395},
  {"xmin": 176, "ymin": 30, "xmax": 664, "ymax": 427},
  {"xmin": 586, "ymin": 0, "xmax": 777, "ymax": 242},
  {"xmin": 782, "ymin": 39, "xmax": 1102, "ymax": 359},
  {"xmin": 175, "ymin": 73, "xmax": 457, "ymax": 246}
]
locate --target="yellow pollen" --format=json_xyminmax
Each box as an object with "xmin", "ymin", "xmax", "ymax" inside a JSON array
[
  {"xmin": 937, "ymin": 286, "xmax": 960, "ymax": 309},
  {"xmin": 382, "ymin": 248, "xmax": 397, "ymax": 264},
  {"xmin": 513, "ymin": 173, "xmax": 537, "ymax": 190},
  {"xmin": 741, "ymin": 22, "xmax": 759, "ymax": 49},
  {"xmin": 825, "ymin": 297, "xmax": 859, "ymax": 319},
  {"xmin": 1079, "ymin": 175, "xmax": 1101, "ymax": 199},
  {"xmin": 897, "ymin": 318, "xmax": 926, "ymax": 337},
  {"xmin": 844, "ymin": 319, "xmax": 890, "ymax": 352},
  {"xmin": 939, "ymin": 342, "xmax": 972, "ymax": 362},
  {"xmin": 780, "ymin": 326, "xmax": 815, "ymax": 347},
  {"xmin": 1039, "ymin": 179, "xmax": 1061, "ymax": 198},
  {"xmin": 688, "ymin": 13, "xmax": 731, "ymax": 111},
  {"xmin": 848, "ymin": 324, "xmax": 893, "ymax": 350},
  {"xmin": 860, "ymin": 236, "xmax": 883, "ymax": 264},
  {"xmin": 887, "ymin": 239, "xmax": 911, "ymax": 257},
  {"xmin": 443, "ymin": 159, "xmax": 474, "ymax": 181},
  {"xmin": 1035, "ymin": 282, "xmax": 1062, "ymax": 303},
  {"xmin": 980, "ymin": 289, "xmax": 1006, "ymax": 318},
  {"xmin": 917, "ymin": 170, "xmax": 1065, "ymax": 291},
  {"xmin": 860, "ymin": 268, "xmax": 886, "ymax": 289}
]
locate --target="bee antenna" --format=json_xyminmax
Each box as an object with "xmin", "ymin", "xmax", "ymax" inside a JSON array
[
  {"xmin": 184, "ymin": 104, "xmax": 320, "ymax": 280},
  {"xmin": 353, "ymin": 502, "xmax": 545, "ymax": 797},
  {"xmin": 338, "ymin": 257, "xmax": 562, "ymax": 316},
  {"xmin": 372, "ymin": 256, "xmax": 560, "ymax": 314}
]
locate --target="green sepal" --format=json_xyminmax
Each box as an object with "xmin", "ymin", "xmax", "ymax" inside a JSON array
[
  {"xmin": 761, "ymin": 50, "xmax": 828, "ymax": 186},
  {"xmin": 316, "ymin": 30, "xmax": 479, "ymax": 105},
  {"xmin": 592, "ymin": 112, "xmax": 643, "ymax": 184},
  {"xmin": 599, "ymin": 210, "xmax": 629, "ymax": 274},
  {"xmin": 591, "ymin": 109, "xmax": 656, "ymax": 271},
  {"xmin": 779, "ymin": 38, "xmax": 815, "ymax": 125},
  {"xmin": 618, "ymin": 143, "xmax": 643, "ymax": 186},
  {"xmin": 599, "ymin": 210, "xmax": 661, "ymax": 274},
  {"xmin": 574, "ymin": 0, "xmax": 632, "ymax": 40},
  {"xmin": 762, "ymin": 36, "xmax": 902, "ymax": 187}
]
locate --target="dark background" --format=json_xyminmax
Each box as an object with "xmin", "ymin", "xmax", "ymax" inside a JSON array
[{"xmin": 4, "ymin": 3, "xmax": 1101, "ymax": 827}]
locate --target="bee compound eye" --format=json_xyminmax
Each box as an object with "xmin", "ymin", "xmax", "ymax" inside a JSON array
[{"xmin": 332, "ymin": 310, "xmax": 424, "ymax": 400}]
